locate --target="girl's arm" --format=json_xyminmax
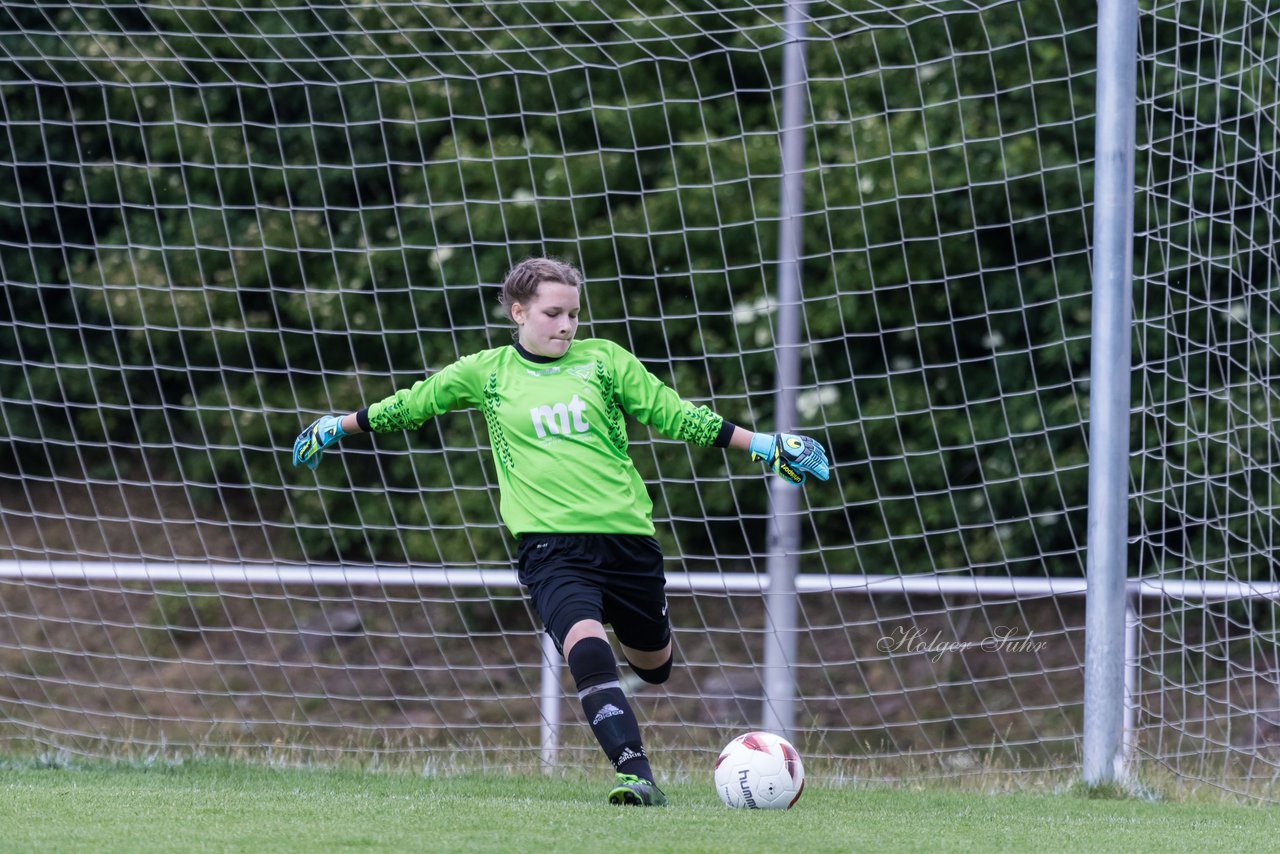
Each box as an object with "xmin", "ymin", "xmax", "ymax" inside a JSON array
[
  {"xmin": 339, "ymin": 412, "xmax": 364, "ymax": 435},
  {"xmin": 292, "ymin": 356, "xmax": 479, "ymax": 470},
  {"xmin": 609, "ymin": 342, "xmax": 830, "ymax": 485},
  {"xmin": 726, "ymin": 426, "xmax": 753, "ymax": 451}
]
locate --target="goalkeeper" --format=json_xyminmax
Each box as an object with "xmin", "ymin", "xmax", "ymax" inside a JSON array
[{"xmin": 291, "ymin": 257, "xmax": 830, "ymax": 806}]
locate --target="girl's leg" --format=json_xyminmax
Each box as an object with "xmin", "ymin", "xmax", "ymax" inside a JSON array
[
  {"xmin": 620, "ymin": 639, "xmax": 673, "ymax": 684},
  {"xmin": 563, "ymin": 619, "xmax": 663, "ymax": 802}
]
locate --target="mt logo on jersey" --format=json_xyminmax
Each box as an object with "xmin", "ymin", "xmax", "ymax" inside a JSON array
[{"xmin": 530, "ymin": 395, "xmax": 590, "ymax": 438}]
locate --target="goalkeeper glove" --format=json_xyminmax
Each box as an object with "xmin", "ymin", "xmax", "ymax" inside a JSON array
[
  {"xmin": 749, "ymin": 432, "xmax": 830, "ymax": 486},
  {"xmin": 292, "ymin": 415, "xmax": 348, "ymax": 470}
]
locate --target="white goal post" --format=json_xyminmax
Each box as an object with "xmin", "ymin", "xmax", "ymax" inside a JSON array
[{"xmin": 2, "ymin": 0, "xmax": 1278, "ymax": 801}]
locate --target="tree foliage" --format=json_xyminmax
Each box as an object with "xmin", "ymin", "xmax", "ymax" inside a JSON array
[{"xmin": 1, "ymin": 1, "xmax": 1272, "ymax": 579}]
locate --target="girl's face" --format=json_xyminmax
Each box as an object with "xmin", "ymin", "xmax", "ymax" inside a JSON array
[{"xmin": 512, "ymin": 281, "xmax": 580, "ymax": 358}]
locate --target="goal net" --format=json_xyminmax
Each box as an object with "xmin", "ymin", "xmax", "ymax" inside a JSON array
[
  {"xmin": 1, "ymin": 0, "xmax": 1276, "ymax": 797},
  {"xmin": 1133, "ymin": 0, "xmax": 1280, "ymax": 799}
]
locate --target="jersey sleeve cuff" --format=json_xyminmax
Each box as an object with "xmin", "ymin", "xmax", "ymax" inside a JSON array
[
  {"xmin": 713, "ymin": 420, "xmax": 736, "ymax": 449},
  {"xmin": 355, "ymin": 407, "xmax": 371, "ymax": 432}
]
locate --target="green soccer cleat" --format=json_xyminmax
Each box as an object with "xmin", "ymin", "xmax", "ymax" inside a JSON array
[{"xmin": 608, "ymin": 773, "xmax": 667, "ymax": 807}]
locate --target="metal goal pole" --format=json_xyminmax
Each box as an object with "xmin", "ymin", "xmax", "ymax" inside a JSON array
[
  {"xmin": 1082, "ymin": 0, "xmax": 1140, "ymax": 787},
  {"xmin": 760, "ymin": 0, "xmax": 811, "ymax": 741},
  {"xmin": 539, "ymin": 633, "xmax": 562, "ymax": 772}
]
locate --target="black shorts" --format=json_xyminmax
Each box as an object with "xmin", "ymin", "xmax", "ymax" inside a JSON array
[{"xmin": 517, "ymin": 533, "xmax": 670, "ymax": 655}]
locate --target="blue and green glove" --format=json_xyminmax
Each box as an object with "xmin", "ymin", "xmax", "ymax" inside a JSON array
[
  {"xmin": 292, "ymin": 415, "xmax": 348, "ymax": 470},
  {"xmin": 749, "ymin": 432, "xmax": 830, "ymax": 486}
]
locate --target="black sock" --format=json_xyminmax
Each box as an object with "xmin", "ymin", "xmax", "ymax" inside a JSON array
[
  {"xmin": 579, "ymin": 684, "xmax": 653, "ymax": 780},
  {"xmin": 567, "ymin": 637, "xmax": 655, "ymax": 782}
]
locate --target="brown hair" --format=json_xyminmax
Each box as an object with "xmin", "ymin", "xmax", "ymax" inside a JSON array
[{"xmin": 499, "ymin": 257, "xmax": 583, "ymax": 322}]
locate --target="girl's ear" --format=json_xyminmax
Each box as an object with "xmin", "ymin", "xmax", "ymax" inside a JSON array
[{"xmin": 510, "ymin": 300, "xmax": 524, "ymax": 325}]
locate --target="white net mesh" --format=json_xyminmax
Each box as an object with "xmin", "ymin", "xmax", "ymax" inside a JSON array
[
  {"xmin": 1, "ymin": 0, "xmax": 1276, "ymax": 796},
  {"xmin": 1133, "ymin": 0, "xmax": 1280, "ymax": 798}
]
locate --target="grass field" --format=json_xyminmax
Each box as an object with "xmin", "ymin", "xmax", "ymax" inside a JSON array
[{"xmin": 1, "ymin": 760, "xmax": 1275, "ymax": 853}]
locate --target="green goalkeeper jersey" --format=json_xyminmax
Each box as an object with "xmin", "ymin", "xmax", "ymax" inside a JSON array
[{"xmin": 364, "ymin": 338, "xmax": 731, "ymax": 536}]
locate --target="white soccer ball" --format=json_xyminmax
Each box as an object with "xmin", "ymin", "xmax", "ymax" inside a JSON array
[{"xmin": 714, "ymin": 731, "xmax": 805, "ymax": 809}]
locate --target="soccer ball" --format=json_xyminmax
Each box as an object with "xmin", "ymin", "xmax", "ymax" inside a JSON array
[{"xmin": 714, "ymin": 731, "xmax": 805, "ymax": 809}]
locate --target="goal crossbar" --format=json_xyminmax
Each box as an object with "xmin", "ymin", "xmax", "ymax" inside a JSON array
[{"xmin": 3, "ymin": 562, "xmax": 1277, "ymax": 602}]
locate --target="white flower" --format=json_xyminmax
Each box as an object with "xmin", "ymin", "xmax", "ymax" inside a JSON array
[
  {"xmin": 919, "ymin": 62, "xmax": 946, "ymax": 83},
  {"xmin": 733, "ymin": 295, "xmax": 776, "ymax": 324},
  {"xmin": 796, "ymin": 385, "xmax": 839, "ymax": 419},
  {"xmin": 429, "ymin": 246, "xmax": 455, "ymax": 268}
]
